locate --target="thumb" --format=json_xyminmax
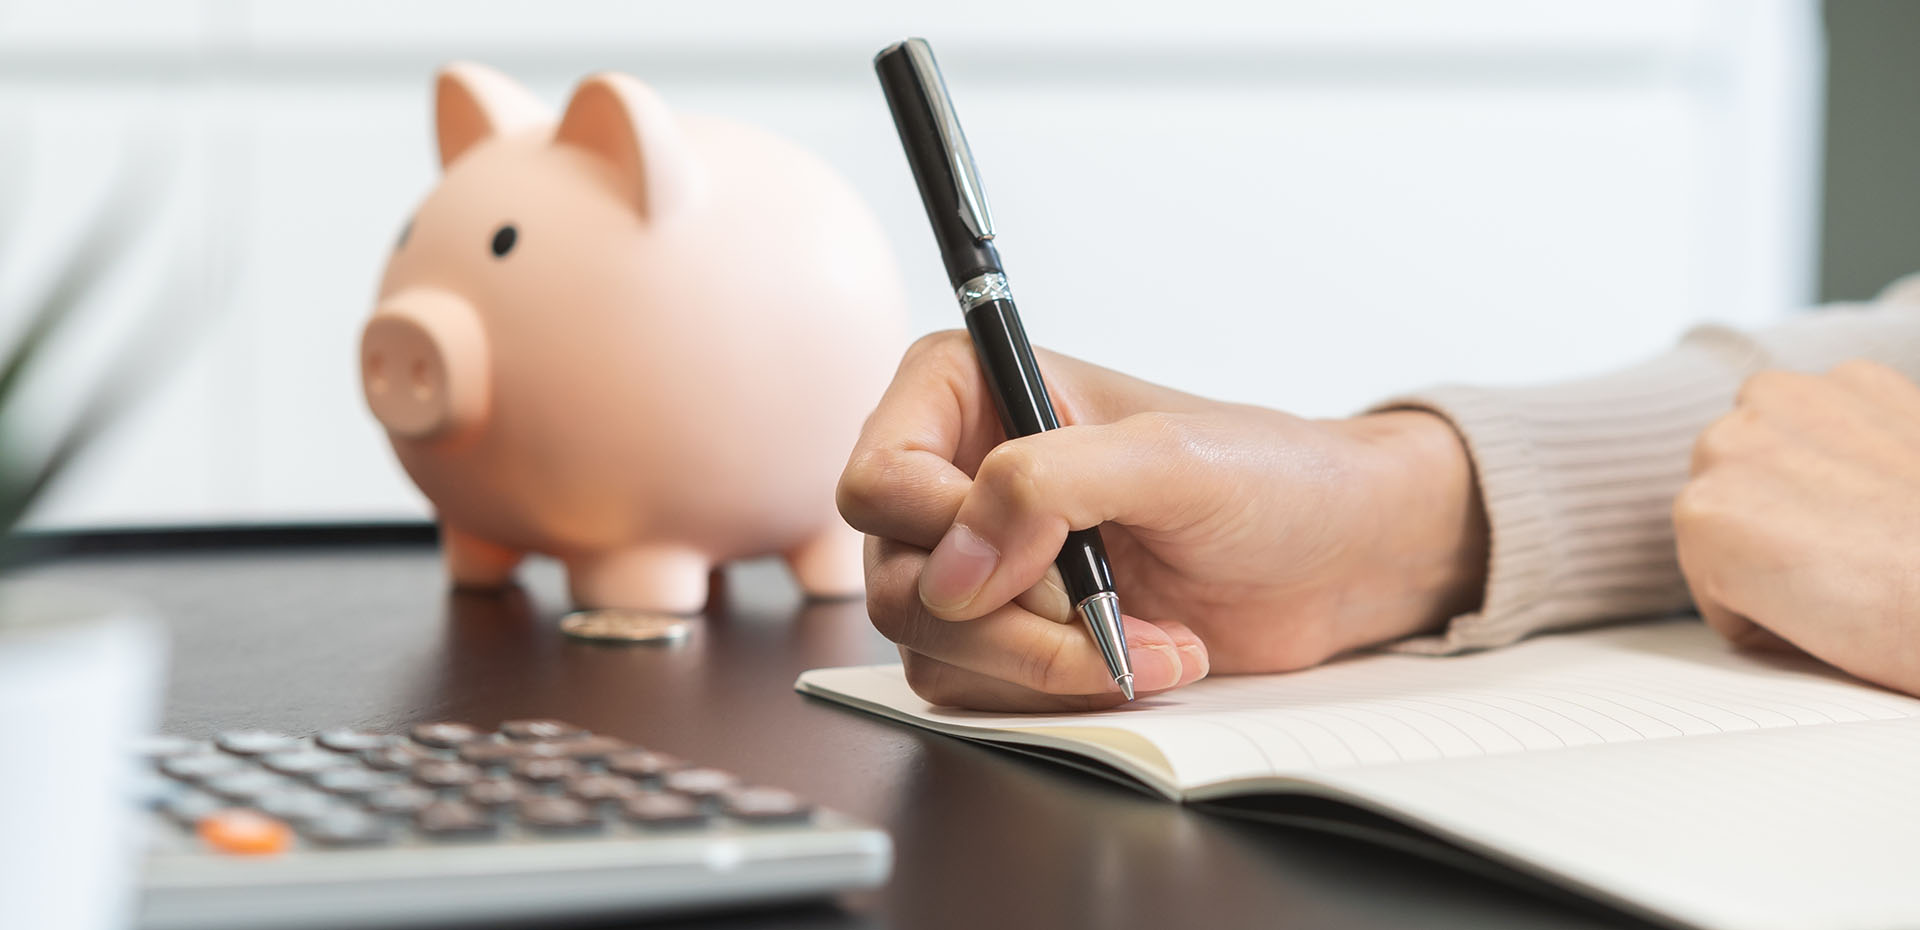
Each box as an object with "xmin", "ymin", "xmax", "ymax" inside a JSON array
[{"xmin": 919, "ymin": 412, "xmax": 1202, "ymax": 620}]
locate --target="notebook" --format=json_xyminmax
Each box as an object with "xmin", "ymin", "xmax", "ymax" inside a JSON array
[{"xmin": 797, "ymin": 618, "xmax": 1920, "ymax": 930}]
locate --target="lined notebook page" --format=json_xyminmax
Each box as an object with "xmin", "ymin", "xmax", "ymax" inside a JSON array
[
  {"xmin": 1312, "ymin": 714, "xmax": 1920, "ymax": 930},
  {"xmin": 798, "ymin": 619, "xmax": 1920, "ymax": 792}
]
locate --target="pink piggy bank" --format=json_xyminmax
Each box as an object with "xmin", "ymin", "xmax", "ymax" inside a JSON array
[{"xmin": 360, "ymin": 63, "xmax": 907, "ymax": 613}]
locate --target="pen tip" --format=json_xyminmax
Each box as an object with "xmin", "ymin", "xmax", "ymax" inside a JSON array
[{"xmin": 1117, "ymin": 675, "xmax": 1135, "ymax": 702}]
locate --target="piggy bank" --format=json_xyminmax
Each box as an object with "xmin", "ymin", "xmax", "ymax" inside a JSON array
[{"xmin": 360, "ymin": 63, "xmax": 907, "ymax": 613}]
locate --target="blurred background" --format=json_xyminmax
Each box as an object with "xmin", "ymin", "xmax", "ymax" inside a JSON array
[{"xmin": 1, "ymin": 0, "xmax": 1910, "ymax": 529}]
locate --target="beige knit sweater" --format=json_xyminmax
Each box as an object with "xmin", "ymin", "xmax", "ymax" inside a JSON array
[{"xmin": 1382, "ymin": 274, "xmax": 1920, "ymax": 655}]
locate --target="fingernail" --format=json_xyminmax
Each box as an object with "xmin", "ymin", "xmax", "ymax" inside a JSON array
[
  {"xmin": 1129, "ymin": 644, "xmax": 1181, "ymax": 692},
  {"xmin": 920, "ymin": 523, "xmax": 998, "ymax": 612},
  {"xmin": 1177, "ymin": 642, "xmax": 1211, "ymax": 681}
]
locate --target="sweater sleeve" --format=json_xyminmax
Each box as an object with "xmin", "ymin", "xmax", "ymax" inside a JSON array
[{"xmin": 1376, "ymin": 274, "xmax": 1920, "ymax": 655}]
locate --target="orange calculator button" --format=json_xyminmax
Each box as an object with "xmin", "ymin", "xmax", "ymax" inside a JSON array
[{"xmin": 197, "ymin": 809, "xmax": 293, "ymax": 855}]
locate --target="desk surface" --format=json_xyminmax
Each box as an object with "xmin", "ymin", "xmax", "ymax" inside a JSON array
[{"xmin": 20, "ymin": 528, "xmax": 1655, "ymax": 930}]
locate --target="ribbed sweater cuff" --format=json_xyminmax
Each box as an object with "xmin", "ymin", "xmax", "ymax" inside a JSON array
[
  {"xmin": 1373, "ymin": 330, "xmax": 1768, "ymax": 654},
  {"xmin": 1370, "ymin": 279, "xmax": 1920, "ymax": 655}
]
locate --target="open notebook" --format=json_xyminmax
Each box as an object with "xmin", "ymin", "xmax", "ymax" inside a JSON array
[{"xmin": 798, "ymin": 619, "xmax": 1920, "ymax": 930}]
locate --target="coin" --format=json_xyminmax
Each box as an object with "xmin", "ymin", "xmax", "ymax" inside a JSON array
[{"xmin": 559, "ymin": 609, "xmax": 692, "ymax": 644}]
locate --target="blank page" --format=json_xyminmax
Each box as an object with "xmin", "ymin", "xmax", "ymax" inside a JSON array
[
  {"xmin": 1312, "ymin": 714, "xmax": 1920, "ymax": 930},
  {"xmin": 797, "ymin": 619, "xmax": 1920, "ymax": 792}
]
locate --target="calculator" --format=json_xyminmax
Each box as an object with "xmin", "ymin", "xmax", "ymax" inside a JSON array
[{"xmin": 135, "ymin": 720, "xmax": 891, "ymax": 929}]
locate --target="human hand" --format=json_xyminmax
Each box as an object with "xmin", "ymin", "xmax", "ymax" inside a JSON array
[
  {"xmin": 836, "ymin": 332, "xmax": 1490, "ymax": 711},
  {"xmin": 1677, "ymin": 360, "xmax": 1920, "ymax": 694}
]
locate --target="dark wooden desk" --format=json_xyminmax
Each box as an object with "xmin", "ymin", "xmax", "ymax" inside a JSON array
[{"xmin": 19, "ymin": 528, "xmax": 1653, "ymax": 930}]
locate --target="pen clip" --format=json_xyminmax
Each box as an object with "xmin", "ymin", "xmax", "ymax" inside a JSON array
[{"xmin": 902, "ymin": 38, "xmax": 995, "ymax": 241}]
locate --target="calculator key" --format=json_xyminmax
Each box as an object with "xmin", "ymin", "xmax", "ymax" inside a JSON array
[
  {"xmin": 158, "ymin": 791, "xmax": 224, "ymax": 826},
  {"xmin": 159, "ymin": 753, "xmax": 249, "ymax": 782},
  {"xmin": 416, "ymin": 801, "xmax": 496, "ymax": 839},
  {"xmin": 464, "ymin": 777, "xmax": 537, "ymax": 809},
  {"xmin": 136, "ymin": 735, "xmax": 207, "ymax": 758},
  {"xmin": 202, "ymin": 770, "xmax": 294, "ymax": 803},
  {"xmin": 261, "ymin": 750, "xmax": 351, "ymax": 778},
  {"xmin": 301, "ymin": 809, "xmax": 391, "ymax": 847},
  {"xmin": 409, "ymin": 722, "xmax": 482, "ymax": 748},
  {"xmin": 414, "ymin": 761, "xmax": 483, "ymax": 789},
  {"xmin": 198, "ymin": 809, "xmax": 292, "ymax": 855},
  {"xmin": 547, "ymin": 735, "xmax": 627, "ymax": 763},
  {"xmin": 720, "ymin": 787, "xmax": 814, "ymax": 824},
  {"xmin": 256, "ymin": 789, "xmax": 345, "ymax": 825},
  {"xmin": 361, "ymin": 744, "xmax": 443, "ymax": 771},
  {"xmin": 517, "ymin": 797, "xmax": 602, "ymax": 833},
  {"xmin": 133, "ymin": 770, "xmax": 179, "ymax": 808},
  {"xmin": 605, "ymin": 750, "xmax": 682, "ymax": 780},
  {"xmin": 662, "ymin": 767, "xmax": 738, "ymax": 798},
  {"xmin": 315, "ymin": 730, "xmax": 397, "ymax": 753},
  {"xmin": 500, "ymin": 719, "xmax": 587, "ymax": 741},
  {"xmin": 620, "ymin": 792, "xmax": 708, "ymax": 828},
  {"xmin": 454, "ymin": 740, "xmax": 521, "ymax": 767},
  {"xmin": 314, "ymin": 768, "xmax": 407, "ymax": 798},
  {"xmin": 511, "ymin": 757, "xmax": 583, "ymax": 784},
  {"xmin": 565, "ymin": 774, "xmax": 641, "ymax": 804},
  {"xmin": 363, "ymin": 785, "xmax": 438, "ymax": 815},
  {"xmin": 215, "ymin": 731, "xmax": 303, "ymax": 757}
]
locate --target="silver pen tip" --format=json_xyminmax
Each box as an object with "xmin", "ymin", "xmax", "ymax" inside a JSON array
[{"xmin": 1117, "ymin": 674, "xmax": 1135, "ymax": 702}]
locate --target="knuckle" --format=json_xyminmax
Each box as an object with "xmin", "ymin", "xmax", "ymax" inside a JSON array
[
  {"xmin": 1830, "ymin": 358, "xmax": 1892, "ymax": 381},
  {"xmin": 901, "ymin": 329, "xmax": 971, "ymax": 369},
  {"xmin": 1736, "ymin": 369, "xmax": 1805, "ymax": 408},
  {"xmin": 1672, "ymin": 476, "xmax": 1726, "ymax": 534},
  {"xmin": 975, "ymin": 442, "xmax": 1048, "ymax": 514}
]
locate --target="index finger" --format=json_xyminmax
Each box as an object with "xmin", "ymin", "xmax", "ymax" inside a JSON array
[{"xmin": 837, "ymin": 331, "xmax": 1005, "ymax": 548}]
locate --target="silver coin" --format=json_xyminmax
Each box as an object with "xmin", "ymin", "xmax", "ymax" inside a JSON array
[{"xmin": 559, "ymin": 609, "xmax": 692, "ymax": 644}]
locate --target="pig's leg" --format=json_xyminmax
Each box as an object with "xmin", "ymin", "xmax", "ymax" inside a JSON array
[
  {"xmin": 785, "ymin": 522, "xmax": 865, "ymax": 600},
  {"xmin": 441, "ymin": 523, "xmax": 524, "ymax": 590},
  {"xmin": 564, "ymin": 545, "xmax": 711, "ymax": 614}
]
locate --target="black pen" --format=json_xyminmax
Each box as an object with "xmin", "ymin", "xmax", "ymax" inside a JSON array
[{"xmin": 874, "ymin": 38, "xmax": 1135, "ymax": 700}]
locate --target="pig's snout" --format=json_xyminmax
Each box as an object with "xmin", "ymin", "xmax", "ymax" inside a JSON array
[{"xmin": 360, "ymin": 291, "xmax": 490, "ymax": 440}]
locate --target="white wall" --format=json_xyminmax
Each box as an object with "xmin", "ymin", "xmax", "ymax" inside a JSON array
[{"xmin": 0, "ymin": 0, "xmax": 1823, "ymax": 528}]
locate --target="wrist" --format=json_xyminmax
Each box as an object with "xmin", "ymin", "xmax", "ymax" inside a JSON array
[{"xmin": 1338, "ymin": 409, "xmax": 1490, "ymax": 644}]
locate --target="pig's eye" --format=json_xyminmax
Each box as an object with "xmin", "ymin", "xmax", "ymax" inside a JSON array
[
  {"xmin": 490, "ymin": 224, "xmax": 517, "ymax": 258},
  {"xmin": 395, "ymin": 219, "xmax": 412, "ymax": 251}
]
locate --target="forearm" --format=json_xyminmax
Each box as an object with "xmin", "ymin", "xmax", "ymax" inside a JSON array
[{"xmin": 1377, "ymin": 276, "xmax": 1920, "ymax": 654}]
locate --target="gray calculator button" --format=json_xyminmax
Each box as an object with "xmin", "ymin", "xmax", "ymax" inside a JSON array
[
  {"xmin": 413, "ymin": 761, "xmax": 483, "ymax": 789},
  {"xmin": 261, "ymin": 750, "xmax": 351, "ymax": 778},
  {"xmin": 361, "ymin": 744, "xmax": 442, "ymax": 771},
  {"xmin": 565, "ymin": 774, "xmax": 641, "ymax": 804},
  {"xmin": 313, "ymin": 768, "xmax": 407, "ymax": 798},
  {"xmin": 215, "ymin": 731, "xmax": 302, "ymax": 756},
  {"xmin": 662, "ymin": 767, "xmax": 738, "ymax": 799},
  {"xmin": 363, "ymin": 785, "xmax": 439, "ymax": 815},
  {"xmin": 256, "ymin": 789, "xmax": 345, "ymax": 824},
  {"xmin": 500, "ymin": 719, "xmax": 587, "ymax": 741},
  {"xmin": 510, "ymin": 757, "xmax": 582, "ymax": 784},
  {"xmin": 620, "ymin": 792, "xmax": 708, "ymax": 828},
  {"xmin": 202, "ymin": 770, "xmax": 293, "ymax": 803},
  {"xmin": 409, "ymin": 722, "xmax": 482, "ymax": 748},
  {"xmin": 720, "ymin": 787, "xmax": 813, "ymax": 824},
  {"xmin": 605, "ymin": 750, "xmax": 682, "ymax": 780},
  {"xmin": 516, "ymin": 797, "xmax": 602, "ymax": 833},
  {"xmin": 301, "ymin": 809, "xmax": 391, "ymax": 847},
  {"xmin": 416, "ymin": 801, "xmax": 496, "ymax": 839},
  {"xmin": 454, "ymin": 740, "xmax": 520, "ymax": 767},
  {"xmin": 463, "ymin": 777, "xmax": 537, "ymax": 809},
  {"xmin": 159, "ymin": 753, "xmax": 248, "ymax": 782},
  {"xmin": 315, "ymin": 730, "xmax": 397, "ymax": 753},
  {"xmin": 158, "ymin": 791, "xmax": 223, "ymax": 826}
]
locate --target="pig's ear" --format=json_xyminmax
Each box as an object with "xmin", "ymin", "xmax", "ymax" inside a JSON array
[
  {"xmin": 435, "ymin": 62, "xmax": 550, "ymax": 170},
  {"xmin": 553, "ymin": 73, "xmax": 700, "ymax": 222}
]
